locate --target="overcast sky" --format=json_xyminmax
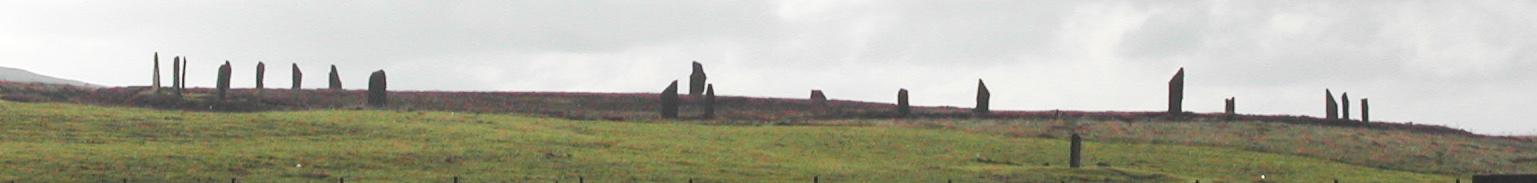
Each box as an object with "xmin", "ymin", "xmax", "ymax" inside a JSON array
[{"xmin": 2, "ymin": 1, "xmax": 1533, "ymax": 135}]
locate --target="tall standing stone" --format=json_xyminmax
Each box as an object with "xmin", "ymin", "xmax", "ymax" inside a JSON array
[
  {"xmin": 180, "ymin": 57, "xmax": 188, "ymax": 93},
  {"xmin": 367, "ymin": 70, "xmax": 388, "ymax": 108},
  {"xmin": 328, "ymin": 65, "xmax": 342, "ymax": 90},
  {"xmin": 1070, "ymin": 133, "xmax": 1083, "ymax": 168},
  {"xmin": 660, "ymin": 80, "xmax": 680, "ymax": 119},
  {"xmin": 152, "ymin": 52, "xmax": 161, "ymax": 92},
  {"xmin": 1168, "ymin": 68, "xmax": 1184, "ymax": 114},
  {"xmin": 810, "ymin": 90, "xmax": 827, "ymax": 107},
  {"xmin": 974, "ymin": 79, "xmax": 990, "ymax": 115},
  {"xmin": 1341, "ymin": 93, "xmax": 1351, "ymax": 120},
  {"xmin": 1361, "ymin": 98, "xmax": 1370, "ymax": 122},
  {"xmin": 255, "ymin": 62, "xmax": 266, "ymax": 90},
  {"xmin": 897, "ymin": 89, "xmax": 910, "ymax": 117},
  {"xmin": 291, "ymin": 63, "xmax": 303, "ymax": 90},
  {"xmin": 1325, "ymin": 89, "xmax": 1338, "ymax": 119},
  {"xmin": 216, "ymin": 61, "xmax": 232, "ymax": 100},
  {"xmin": 703, "ymin": 84, "xmax": 715, "ymax": 119},
  {"xmin": 172, "ymin": 56, "xmax": 181, "ymax": 95},
  {"xmin": 689, "ymin": 61, "xmax": 707, "ymax": 98},
  {"xmin": 1224, "ymin": 97, "xmax": 1236, "ymax": 120}
]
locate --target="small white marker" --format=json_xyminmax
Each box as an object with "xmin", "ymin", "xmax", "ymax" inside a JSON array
[{"xmin": 296, "ymin": 164, "xmax": 302, "ymax": 168}]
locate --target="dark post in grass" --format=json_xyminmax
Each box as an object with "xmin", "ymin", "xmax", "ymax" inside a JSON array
[
  {"xmin": 810, "ymin": 90, "xmax": 827, "ymax": 107},
  {"xmin": 1361, "ymin": 98, "xmax": 1370, "ymax": 122},
  {"xmin": 704, "ymin": 84, "xmax": 715, "ymax": 119},
  {"xmin": 216, "ymin": 61, "xmax": 232, "ymax": 101},
  {"xmin": 1168, "ymin": 68, "xmax": 1184, "ymax": 114},
  {"xmin": 1070, "ymin": 133, "xmax": 1083, "ymax": 168},
  {"xmin": 291, "ymin": 63, "xmax": 303, "ymax": 90},
  {"xmin": 1224, "ymin": 97, "xmax": 1235, "ymax": 120},
  {"xmin": 1326, "ymin": 89, "xmax": 1338, "ymax": 119},
  {"xmin": 152, "ymin": 52, "xmax": 161, "ymax": 93},
  {"xmin": 328, "ymin": 65, "xmax": 342, "ymax": 90},
  {"xmin": 1341, "ymin": 92, "xmax": 1350, "ymax": 120},
  {"xmin": 367, "ymin": 70, "xmax": 388, "ymax": 108},
  {"xmin": 255, "ymin": 62, "xmax": 266, "ymax": 90},
  {"xmin": 661, "ymin": 80, "xmax": 680, "ymax": 119},
  {"xmin": 974, "ymin": 79, "xmax": 990, "ymax": 116},
  {"xmin": 897, "ymin": 88, "xmax": 910, "ymax": 118},
  {"xmin": 689, "ymin": 61, "xmax": 707, "ymax": 98}
]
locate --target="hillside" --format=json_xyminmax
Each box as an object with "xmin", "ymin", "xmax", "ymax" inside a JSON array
[
  {"xmin": 1, "ymin": 82, "xmax": 1534, "ymax": 178},
  {"xmin": 0, "ymin": 66, "xmax": 100, "ymax": 88},
  {"xmin": 0, "ymin": 101, "xmax": 1459, "ymax": 182}
]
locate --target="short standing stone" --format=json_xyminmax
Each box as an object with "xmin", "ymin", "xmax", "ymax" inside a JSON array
[
  {"xmin": 704, "ymin": 84, "xmax": 715, "ymax": 119},
  {"xmin": 152, "ymin": 52, "xmax": 161, "ymax": 92},
  {"xmin": 180, "ymin": 57, "xmax": 188, "ymax": 93},
  {"xmin": 975, "ymin": 79, "xmax": 990, "ymax": 115},
  {"xmin": 256, "ymin": 62, "xmax": 266, "ymax": 90},
  {"xmin": 689, "ymin": 61, "xmax": 707, "ymax": 98},
  {"xmin": 291, "ymin": 63, "xmax": 303, "ymax": 90},
  {"xmin": 897, "ymin": 88, "xmax": 910, "ymax": 117},
  {"xmin": 1168, "ymin": 68, "xmax": 1184, "ymax": 114},
  {"xmin": 367, "ymin": 70, "xmax": 388, "ymax": 108},
  {"xmin": 1361, "ymin": 98, "xmax": 1370, "ymax": 122},
  {"xmin": 1341, "ymin": 93, "xmax": 1351, "ymax": 120},
  {"xmin": 810, "ymin": 90, "xmax": 827, "ymax": 107},
  {"xmin": 216, "ymin": 61, "xmax": 232, "ymax": 100},
  {"xmin": 1326, "ymin": 89, "xmax": 1338, "ymax": 119},
  {"xmin": 1224, "ymin": 97, "xmax": 1235, "ymax": 120},
  {"xmin": 328, "ymin": 65, "xmax": 342, "ymax": 90},
  {"xmin": 172, "ymin": 56, "xmax": 180, "ymax": 92},
  {"xmin": 661, "ymin": 80, "xmax": 680, "ymax": 119}
]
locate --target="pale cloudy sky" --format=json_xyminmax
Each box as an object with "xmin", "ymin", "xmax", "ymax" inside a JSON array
[{"xmin": 2, "ymin": 1, "xmax": 1533, "ymax": 135}]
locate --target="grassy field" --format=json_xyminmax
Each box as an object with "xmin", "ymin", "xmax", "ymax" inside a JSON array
[{"xmin": 0, "ymin": 100, "xmax": 1470, "ymax": 182}]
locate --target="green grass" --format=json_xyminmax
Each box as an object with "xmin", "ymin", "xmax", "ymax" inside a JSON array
[{"xmin": 0, "ymin": 101, "xmax": 1459, "ymax": 182}]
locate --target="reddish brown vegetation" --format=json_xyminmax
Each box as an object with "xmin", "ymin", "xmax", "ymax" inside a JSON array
[{"xmin": 0, "ymin": 81, "xmax": 1488, "ymax": 138}]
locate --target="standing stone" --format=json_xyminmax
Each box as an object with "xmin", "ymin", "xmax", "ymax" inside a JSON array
[
  {"xmin": 660, "ymin": 80, "xmax": 680, "ymax": 119},
  {"xmin": 1070, "ymin": 134, "xmax": 1083, "ymax": 168},
  {"xmin": 1361, "ymin": 98, "xmax": 1370, "ymax": 122},
  {"xmin": 689, "ymin": 61, "xmax": 707, "ymax": 98},
  {"xmin": 216, "ymin": 61, "xmax": 232, "ymax": 100},
  {"xmin": 291, "ymin": 63, "xmax": 303, "ymax": 90},
  {"xmin": 1168, "ymin": 68, "xmax": 1184, "ymax": 114},
  {"xmin": 974, "ymin": 79, "xmax": 990, "ymax": 115},
  {"xmin": 897, "ymin": 89, "xmax": 910, "ymax": 117},
  {"xmin": 1325, "ymin": 89, "xmax": 1338, "ymax": 119},
  {"xmin": 172, "ymin": 56, "xmax": 181, "ymax": 94},
  {"xmin": 703, "ymin": 84, "xmax": 715, "ymax": 119},
  {"xmin": 180, "ymin": 57, "xmax": 188, "ymax": 93},
  {"xmin": 255, "ymin": 62, "xmax": 266, "ymax": 90},
  {"xmin": 367, "ymin": 70, "xmax": 387, "ymax": 108},
  {"xmin": 1341, "ymin": 93, "xmax": 1351, "ymax": 120},
  {"xmin": 152, "ymin": 52, "xmax": 161, "ymax": 92},
  {"xmin": 810, "ymin": 90, "xmax": 828, "ymax": 107},
  {"xmin": 1224, "ymin": 97, "xmax": 1235, "ymax": 120},
  {"xmin": 328, "ymin": 65, "xmax": 342, "ymax": 90}
]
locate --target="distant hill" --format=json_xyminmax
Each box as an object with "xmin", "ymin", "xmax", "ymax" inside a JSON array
[{"xmin": 0, "ymin": 66, "xmax": 101, "ymax": 88}]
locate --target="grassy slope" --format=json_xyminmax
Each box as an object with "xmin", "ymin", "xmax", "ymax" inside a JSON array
[{"xmin": 0, "ymin": 101, "xmax": 1455, "ymax": 182}]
